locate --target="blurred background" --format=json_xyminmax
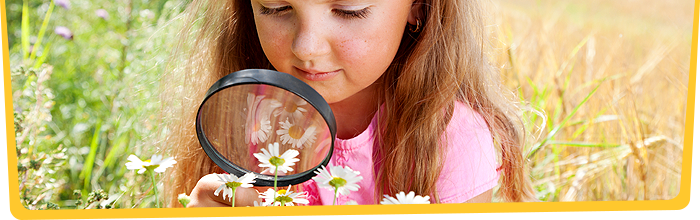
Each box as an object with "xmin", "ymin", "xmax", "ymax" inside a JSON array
[{"xmin": 5, "ymin": 0, "xmax": 695, "ymax": 209}]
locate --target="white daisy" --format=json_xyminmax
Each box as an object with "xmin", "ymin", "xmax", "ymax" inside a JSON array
[
  {"xmin": 178, "ymin": 193, "xmax": 191, "ymax": 207},
  {"xmin": 244, "ymin": 93, "xmax": 266, "ymax": 145},
  {"xmin": 252, "ymin": 200, "xmax": 267, "ymax": 207},
  {"xmin": 277, "ymin": 119, "xmax": 317, "ymax": 149},
  {"xmin": 125, "ymin": 154, "xmax": 176, "ymax": 174},
  {"xmin": 253, "ymin": 142, "xmax": 299, "ymax": 174},
  {"xmin": 274, "ymin": 98, "xmax": 308, "ymax": 122},
  {"xmin": 125, "ymin": 154, "xmax": 176, "ymax": 208},
  {"xmin": 259, "ymin": 186, "xmax": 309, "ymax": 206},
  {"xmin": 312, "ymin": 165, "xmax": 363, "ymax": 197},
  {"xmin": 380, "ymin": 191, "xmax": 431, "ymax": 205},
  {"xmin": 344, "ymin": 200, "xmax": 358, "ymax": 205},
  {"xmin": 257, "ymin": 98, "xmax": 283, "ymax": 144},
  {"xmin": 213, "ymin": 173, "xmax": 257, "ymax": 202}
]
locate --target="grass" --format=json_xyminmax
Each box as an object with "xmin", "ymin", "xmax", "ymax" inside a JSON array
[
  {"xmin": 490, "ymin": 0, "xmax": 692, "ymax": 201},
  {"xmin": 10, "ymin": 0, "xmax": 186, "ymax": 209},
  {"xmin": 6, "ymin": 0, "xmax": 694, "ymax": 209}
]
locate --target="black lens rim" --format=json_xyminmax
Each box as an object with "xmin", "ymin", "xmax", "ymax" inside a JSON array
[{"xmin": 195, "ymin": 69, "xmax": 337, "ymax": 186}]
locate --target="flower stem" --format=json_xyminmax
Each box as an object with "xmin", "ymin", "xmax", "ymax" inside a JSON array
[
  {"xmin": 149, "ymin": 170, "xmax": 160, "ymax": 208},
  {"xmin": 333, "ymin": 188, "xmax": 338, "ymax": 205},
  {"xmin": 274, "ymin": 166, "xmax": 279, "ymax": 192}
]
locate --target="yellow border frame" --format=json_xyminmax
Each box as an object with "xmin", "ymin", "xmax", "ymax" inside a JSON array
[{"xmin": 2, "ymin": 0, "xmax": 697, "ymax": 219}]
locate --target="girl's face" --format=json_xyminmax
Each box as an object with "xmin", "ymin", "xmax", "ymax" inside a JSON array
[{"xmin": 251, "ymin": 0, "xmax": 414, "ymax": 104}]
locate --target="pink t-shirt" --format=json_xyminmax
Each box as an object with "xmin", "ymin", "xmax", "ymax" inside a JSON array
[{"xmin": 301, "ymin": 101, "xmax": 499, "ymax": 205}]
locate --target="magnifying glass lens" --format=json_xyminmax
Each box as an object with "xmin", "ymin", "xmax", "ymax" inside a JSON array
[{"xmin": 196, "ymin": 69, "xmax": 336, "ymax": 186}]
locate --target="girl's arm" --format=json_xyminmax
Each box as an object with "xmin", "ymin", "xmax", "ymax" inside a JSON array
[
  {"xmin": 464, "ymin": 188, "xmax": 492, "ymax": 203},
  {"xmin": 436, "ymin": 101, "xmax": 499, "ymax": 203},
  {"xmin": 187, "ymin": 174, "xmax": 264, "ymax": 207}
]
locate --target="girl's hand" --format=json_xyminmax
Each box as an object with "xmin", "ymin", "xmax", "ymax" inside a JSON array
[{"xmin": 186, "ymin": 173, "xmax": 267, "ymax": 207}]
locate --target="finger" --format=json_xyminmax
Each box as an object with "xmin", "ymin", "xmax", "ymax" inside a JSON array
[
  {"xmin": 186, "ymin": 197, "xmax": 229, "ymax": 208},
  {"xmin": 190, "ymin": 174, "xmax": 231, "ymax": 206},
  {"xmin": 196, "ymin": 174, "xmax": 265, "ymax": 207},
  {"xmin": 233, "ymin": 187, "xmax": 263, "ymax": 207}
]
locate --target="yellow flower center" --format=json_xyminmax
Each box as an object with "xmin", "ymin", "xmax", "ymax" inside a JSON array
[
  {"xmin": 274, "ymin": 190, "xmax": 293, "ymax": 204},
  {"xmin": 254, "ymin": 122, "xmax": 261, "ymax": 131},
  {"xmin": 329, "ymin": 177, "xmax": 347, "ymax": 188},
  {"xmin": 226, "ymin": 181, "xmax": 242, "ymax": 189},
  {"xmin": 284, "ymin": 102, "xmax": 298, "ymax": 113},
  {"xmin": 142, "ymin": 160, "xmax": 159, "ymax": 170},
  {"xmin": 288, "ymin": 125, "xmax": 304, "ymax": 139},
  {"xmin": 269, "ymin": 156, "xmax": 285, "ymax": 167}
]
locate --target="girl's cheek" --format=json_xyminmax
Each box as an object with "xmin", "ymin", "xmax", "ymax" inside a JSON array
[
  {"xmin": 345, "ymin": 34, "xmax": 398, "ymax": 76},
  {"xmin": 337, "ymin": 37, "xmax": 373, "ymax": 67},
  {"xmin": 257, "ymin": 21, "xmax": 292, "ymax": 66}
]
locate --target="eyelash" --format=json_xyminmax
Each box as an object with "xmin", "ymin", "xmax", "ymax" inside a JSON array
[
  {"xmin": 258, "ymin": 5, "xmax": 371, "ymax": 19},
  {"xmin": 333, "ymin": 8, "xmax": 370, "ymax": 19},
  {"xmin": 258, "ymin": 5, "xmax": 291, "ymax": 16}
]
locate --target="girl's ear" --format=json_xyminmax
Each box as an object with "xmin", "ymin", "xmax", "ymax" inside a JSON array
[{"xmin": 407, "ymin": 0, "xmax": 424, "ymax": 25}]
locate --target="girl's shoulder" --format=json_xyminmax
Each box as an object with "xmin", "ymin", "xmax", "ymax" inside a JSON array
[
  {"xmin": 443, "ymin": 101, "xmax": 495, "ymax": 161},
  {"xmin": 436, "ymin": 101, "xmax": 499, "ymax": 203},
  {"xmin": 447, "ymin": 101, "xmax": 490, "ymax": 132}
]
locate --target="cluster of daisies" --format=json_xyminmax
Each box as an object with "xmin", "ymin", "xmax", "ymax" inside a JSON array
[
  {"xmin": 125, "ymin": 154, "xmax": 177, "ymax": 208},
  {"xmin": 124, "ymin": 89, "xmax": 431, "ymax": 207},
  {"xmin": 212, "ymin": 142, "xmax": 431, "ymax": 207},
  {"xmin": 125, "ymin": 142, "xmax": 431, "ymax": 208},
  {"xmin": 245, "ymin": 93, "xmax": 317, "ymax": 149}
]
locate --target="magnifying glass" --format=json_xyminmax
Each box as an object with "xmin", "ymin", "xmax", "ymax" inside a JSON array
[{"xmin": 196, "ymin": 69, "xmax": 336, "ymax": 187}]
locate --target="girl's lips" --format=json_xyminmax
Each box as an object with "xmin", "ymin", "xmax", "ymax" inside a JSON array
[{"xmin": 294, "ymin": 67, "xmax": 341, "ymax": 81}]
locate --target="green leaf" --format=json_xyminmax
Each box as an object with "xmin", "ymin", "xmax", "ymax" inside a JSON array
[
  {"xmin": 555, "ymin": 35, "xmax": 591, "ymax": 77},
  {"xmin": 29, "ymin": 1, "xmax": 55, "ymax": 62},
  {"xmin": 100, "ymin": 135, "xmax": 127, "ymax": 173},
  {"xmin": 21, "ymin": 1, "xmax": 30, "ymax": 60},
  {"xmin": 527, "ymin": 81, "xmax": 604, "ymax": 158},
  {"xmin": 80, "ymin": 121, "xmax": 102, "ymax": 191},
  {"xmin": 33, "ymin": 41, "xmax": 51, "ymax": 69}
]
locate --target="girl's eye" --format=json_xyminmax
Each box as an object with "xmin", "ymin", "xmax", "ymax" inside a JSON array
[
  {"xmin": 332, "ymin": 7, "xmax": 371, "ymax": 19},
  {"xmin": 259, "ymin": 5, "xmax": 291, "ymax": 15},
  {"xmin": 258, "ymin": 5, "xmax": 370, "ymax": 19}
]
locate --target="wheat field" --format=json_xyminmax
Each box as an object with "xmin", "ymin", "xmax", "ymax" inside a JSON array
[{"xmin": 489, "ymin": 0, "xmax": 694, "ymax": 201}]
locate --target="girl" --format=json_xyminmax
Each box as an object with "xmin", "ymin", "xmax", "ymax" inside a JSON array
[{"xmin": 162, "ymin": 0, "xmax": 537, "ymax": 207}]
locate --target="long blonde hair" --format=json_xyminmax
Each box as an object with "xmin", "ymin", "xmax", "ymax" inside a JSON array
[
  {"xmin": 376, "ymin": 0, "xmax": 537, "ymax": 202},
  {"xmin": 162, "ymin": 0, "xmax": 536, "ymax": 207}
]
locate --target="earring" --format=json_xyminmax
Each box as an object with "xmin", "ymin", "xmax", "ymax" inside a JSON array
[{"xmin": 409, "ymin": 19, "xmax": 422, "ymax": 33}]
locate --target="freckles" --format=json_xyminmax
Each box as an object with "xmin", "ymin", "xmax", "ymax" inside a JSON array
[
  {"xmin": 264, "ymin": 25, "xmax": 288, "ymax": 48},
  {"xmin": 337, "ymin": 38, "xmax": 371, "ymax": 67},
  {"xmin": 258, "ymin": 21, "xmax": 293, "ymax": 66}
]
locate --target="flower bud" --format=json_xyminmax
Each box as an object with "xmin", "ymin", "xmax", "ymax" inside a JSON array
[
  {"xmin": 55, "ymin": 0, "xmax": 70, "ymax": 9},
  {"xmin": 54, "ymin": 26, "xmax": 73, "ymax": 40},
  {"xmin": 95, "ymin": 9, "xmax": 109, "ymax": 20}
]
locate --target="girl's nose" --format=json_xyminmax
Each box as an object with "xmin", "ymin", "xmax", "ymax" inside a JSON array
[{"xmin": 291, "ymin": 19, "xmax": 331, "ymax": 62}]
